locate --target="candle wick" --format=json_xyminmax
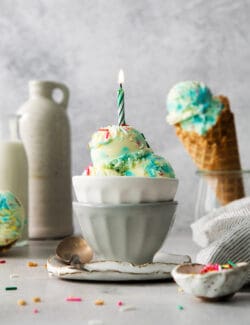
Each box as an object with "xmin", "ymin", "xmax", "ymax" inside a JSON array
[{"xmin": 120, "ymin": 83, "xmax": 123, "ymax": 89}]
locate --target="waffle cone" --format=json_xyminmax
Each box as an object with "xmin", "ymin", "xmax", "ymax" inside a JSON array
[{"xmin": 175, "ymin": 95, "xmax": 244, "ymax": 205}]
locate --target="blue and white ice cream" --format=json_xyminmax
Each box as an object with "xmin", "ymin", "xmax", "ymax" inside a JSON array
[
  {"xmin": 166, "ymin": 81, "xmax": 224, "ymax": 135},
  {"xmin": 84, "ymin": 125, "xmax": 175, "ymax": 178},
  {"xmin": 0, "ymin": 191, "xmax": 24, "ymax": 248}
]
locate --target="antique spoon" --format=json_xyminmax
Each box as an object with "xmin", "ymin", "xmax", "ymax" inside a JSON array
[{"xmin": 56, "ymin": 236, "xmax": 93, "ymax": 266}]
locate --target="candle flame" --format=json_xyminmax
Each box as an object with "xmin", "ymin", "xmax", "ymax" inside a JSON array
[{"xmin": 118, "ymin": 69, "xmax": 125, "ymax": 85}]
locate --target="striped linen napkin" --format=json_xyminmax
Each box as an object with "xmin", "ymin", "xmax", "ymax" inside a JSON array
[{"xmin": 191, "ymin": 197, "xmax": 250, "ymax": 284}]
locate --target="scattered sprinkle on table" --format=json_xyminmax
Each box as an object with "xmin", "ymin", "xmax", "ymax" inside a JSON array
[
  {"xmin": 177, "ymin": 305, "xmax": 184, "ymax": 310},
  {"xmin": 5, "ymin": 286, "xmax": 17, "ymax": 291},
  {"xmin": 119, "ymin": 305, "xmax": 136, "ymax": 312},
  {"xmin": 17, "ymin": 299, "xmax": 26, "ymax": 306},
  {"xmin": 88, "ymin": 320, "xmax": 104, "ymax": 325},
  {"xmin": 27, "ymin": 261, "xmax": 38, "ymax": 267},
  {"xmin": 32, "ymin": 297, "xmax": 41, "ymax": 303},
  {"xmin": 117, "ymin": 300, "xmax": 123, "ymax": 306},
  {"xmin": 94, "ymin": 299, "xmax": 104, "ymax": 306},
  {"xmin": 33, "ymin": 308, "xmax": 39, "ymax": 314},
  {"xmin": 66, "ymin": 297, "xmax": 82, "ymax": 302},
  {"xmin": 0, "ymin": 260, "xmax": 6, "ymax": 264},
  {"xmin": 10, "ymin": 274, "xmax": 20, "ymax": 279},
  {"xmin": 177, "ymin": 287, "xmax": 184, "ymax": 293}
]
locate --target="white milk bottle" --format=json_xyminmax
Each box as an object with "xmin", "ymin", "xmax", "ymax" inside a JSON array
[
  {"xmin": 0, "ymin": 116, "xmax": 28, "ymax": 245},
  {"xmin": 18, "ymin": 81, "xmax": 73, "ymax": 239}
]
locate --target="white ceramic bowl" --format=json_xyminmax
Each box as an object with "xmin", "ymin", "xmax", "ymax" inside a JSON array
[
  {"xmin": 72, "ymin": 176, "xmax": 178, "ymax": 204},
  {"xmin": 73, "ymin": 201, "xmax": 177, "ymax": 264},
  {"xmin": 171, "ymin": 263, "xmax": 249, "ymax": 300}
]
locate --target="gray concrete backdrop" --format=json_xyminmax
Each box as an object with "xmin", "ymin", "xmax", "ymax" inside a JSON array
[{"xmin": 0, "ymin": 0, "xmax": 249, "ymax": 231}]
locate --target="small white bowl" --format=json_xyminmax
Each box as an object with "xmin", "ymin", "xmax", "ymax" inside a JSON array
[
  {"xmin": 73, "ymin": 201, "xmax": 177, "ymax": 264},
  {"xmin": 72, "ymin": 176, "xmax": 178, "ymax": 204},
  {"xmin": 171, "ymin": 263, "xmax": 249, "ymax": 300}
]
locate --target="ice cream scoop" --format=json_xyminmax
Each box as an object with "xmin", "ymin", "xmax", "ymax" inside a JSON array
[
  {"xmin": 0, "ymin": 191, "xmax": 24, "ymax": 251},
  {"xmin": 89, "ymin": 125, "xmax": 151, "ymax": 166},
  {"xmin": 105, "ymin": 150, "xmax": 175, "ymax": 177},
  {"xmin": 84, "ymin": 125, "xmax": 175, "ymax": 178},
  {"xmin": 166, "ymin": 81, "xmax": 223, "ymax": 135}
]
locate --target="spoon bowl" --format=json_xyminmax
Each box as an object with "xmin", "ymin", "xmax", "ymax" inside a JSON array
[
  {"xmin": 56, "ymin": 236, "xmax": 93, "ymax": 265},
  {"xmin": 171, "ymin": 262, "xmax": 249, "ymax": 301}
]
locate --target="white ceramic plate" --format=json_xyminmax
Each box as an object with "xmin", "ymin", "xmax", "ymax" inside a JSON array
[{"xmin": 47, "ymin": 253, "xmax": 191, "ymax": 282}]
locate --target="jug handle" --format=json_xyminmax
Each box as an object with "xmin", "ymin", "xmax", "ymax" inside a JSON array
[{"xmin": 52, "ymin": 83, "xmax": 70, "ymax": 109}]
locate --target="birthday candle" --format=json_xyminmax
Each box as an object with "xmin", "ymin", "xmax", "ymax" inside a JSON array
[{"xmin": 117, "ymin": 70, "xmax": 126, "ymax": 125}]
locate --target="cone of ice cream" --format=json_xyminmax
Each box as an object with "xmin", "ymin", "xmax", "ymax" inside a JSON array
[{"xmin": 166, "ymin": 81, "xmax": 244, "ymax": 205}]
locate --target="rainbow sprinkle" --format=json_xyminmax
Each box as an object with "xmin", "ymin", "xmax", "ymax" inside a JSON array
[
  {"xmin": 199, "ymin": 262, "xmax": 236, "ymax": 274},
  {"xmin": 227, "ymin": 260, "xmax": 237, "ymax": 268},
  {"xmin": 17, "ymin": 299, "xmax": 26, "ymax": 306},
  {"xmin": 65, "ymin": 297, "xmax": 82, "ymax": 302},
  {"xmin": 32, "ymin": 297, "xmax": 41, "ymax": 303},
  {"xmin": 27, "ymin": 261, "xmax": 38, "ymax": 267},
  {"xmin": 94, "ymin": 299, "xmax": 104, "ymax": 306},
  {"xmin": 5, "ymin": 286, "xmax": 17, "ymax": 291},
  {"xmin": 117, "ymin": 300, "xmax": 123, "ymax": 306}
]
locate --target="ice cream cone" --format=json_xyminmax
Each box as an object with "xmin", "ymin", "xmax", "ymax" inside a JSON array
[{"xmin": 175, "ymin": 96, "xmax": 244, "ymax": 205}]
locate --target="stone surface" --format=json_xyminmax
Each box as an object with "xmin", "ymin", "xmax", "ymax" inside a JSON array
[
  {"xmin": 0, "ymin": 234, "xmax": 249, "ymax": 325},
  {"xmin": 0, "ymin": 0, "xmax": 250, "ymax": 230}
]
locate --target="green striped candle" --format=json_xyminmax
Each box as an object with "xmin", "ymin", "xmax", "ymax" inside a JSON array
[{"xmin": 117, "ymin": 70, "xmax": 126, "ymax": 125}]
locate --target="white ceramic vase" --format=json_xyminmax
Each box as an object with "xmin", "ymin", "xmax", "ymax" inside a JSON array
[{"xmin": 18, "ymin": 81, "xmax": 73, "ymax": 239}]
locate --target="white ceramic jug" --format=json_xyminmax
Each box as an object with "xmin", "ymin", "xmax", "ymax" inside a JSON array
[{"xmin": 18, "ymin": 81, "xmax": 73, "ymax": 239}]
